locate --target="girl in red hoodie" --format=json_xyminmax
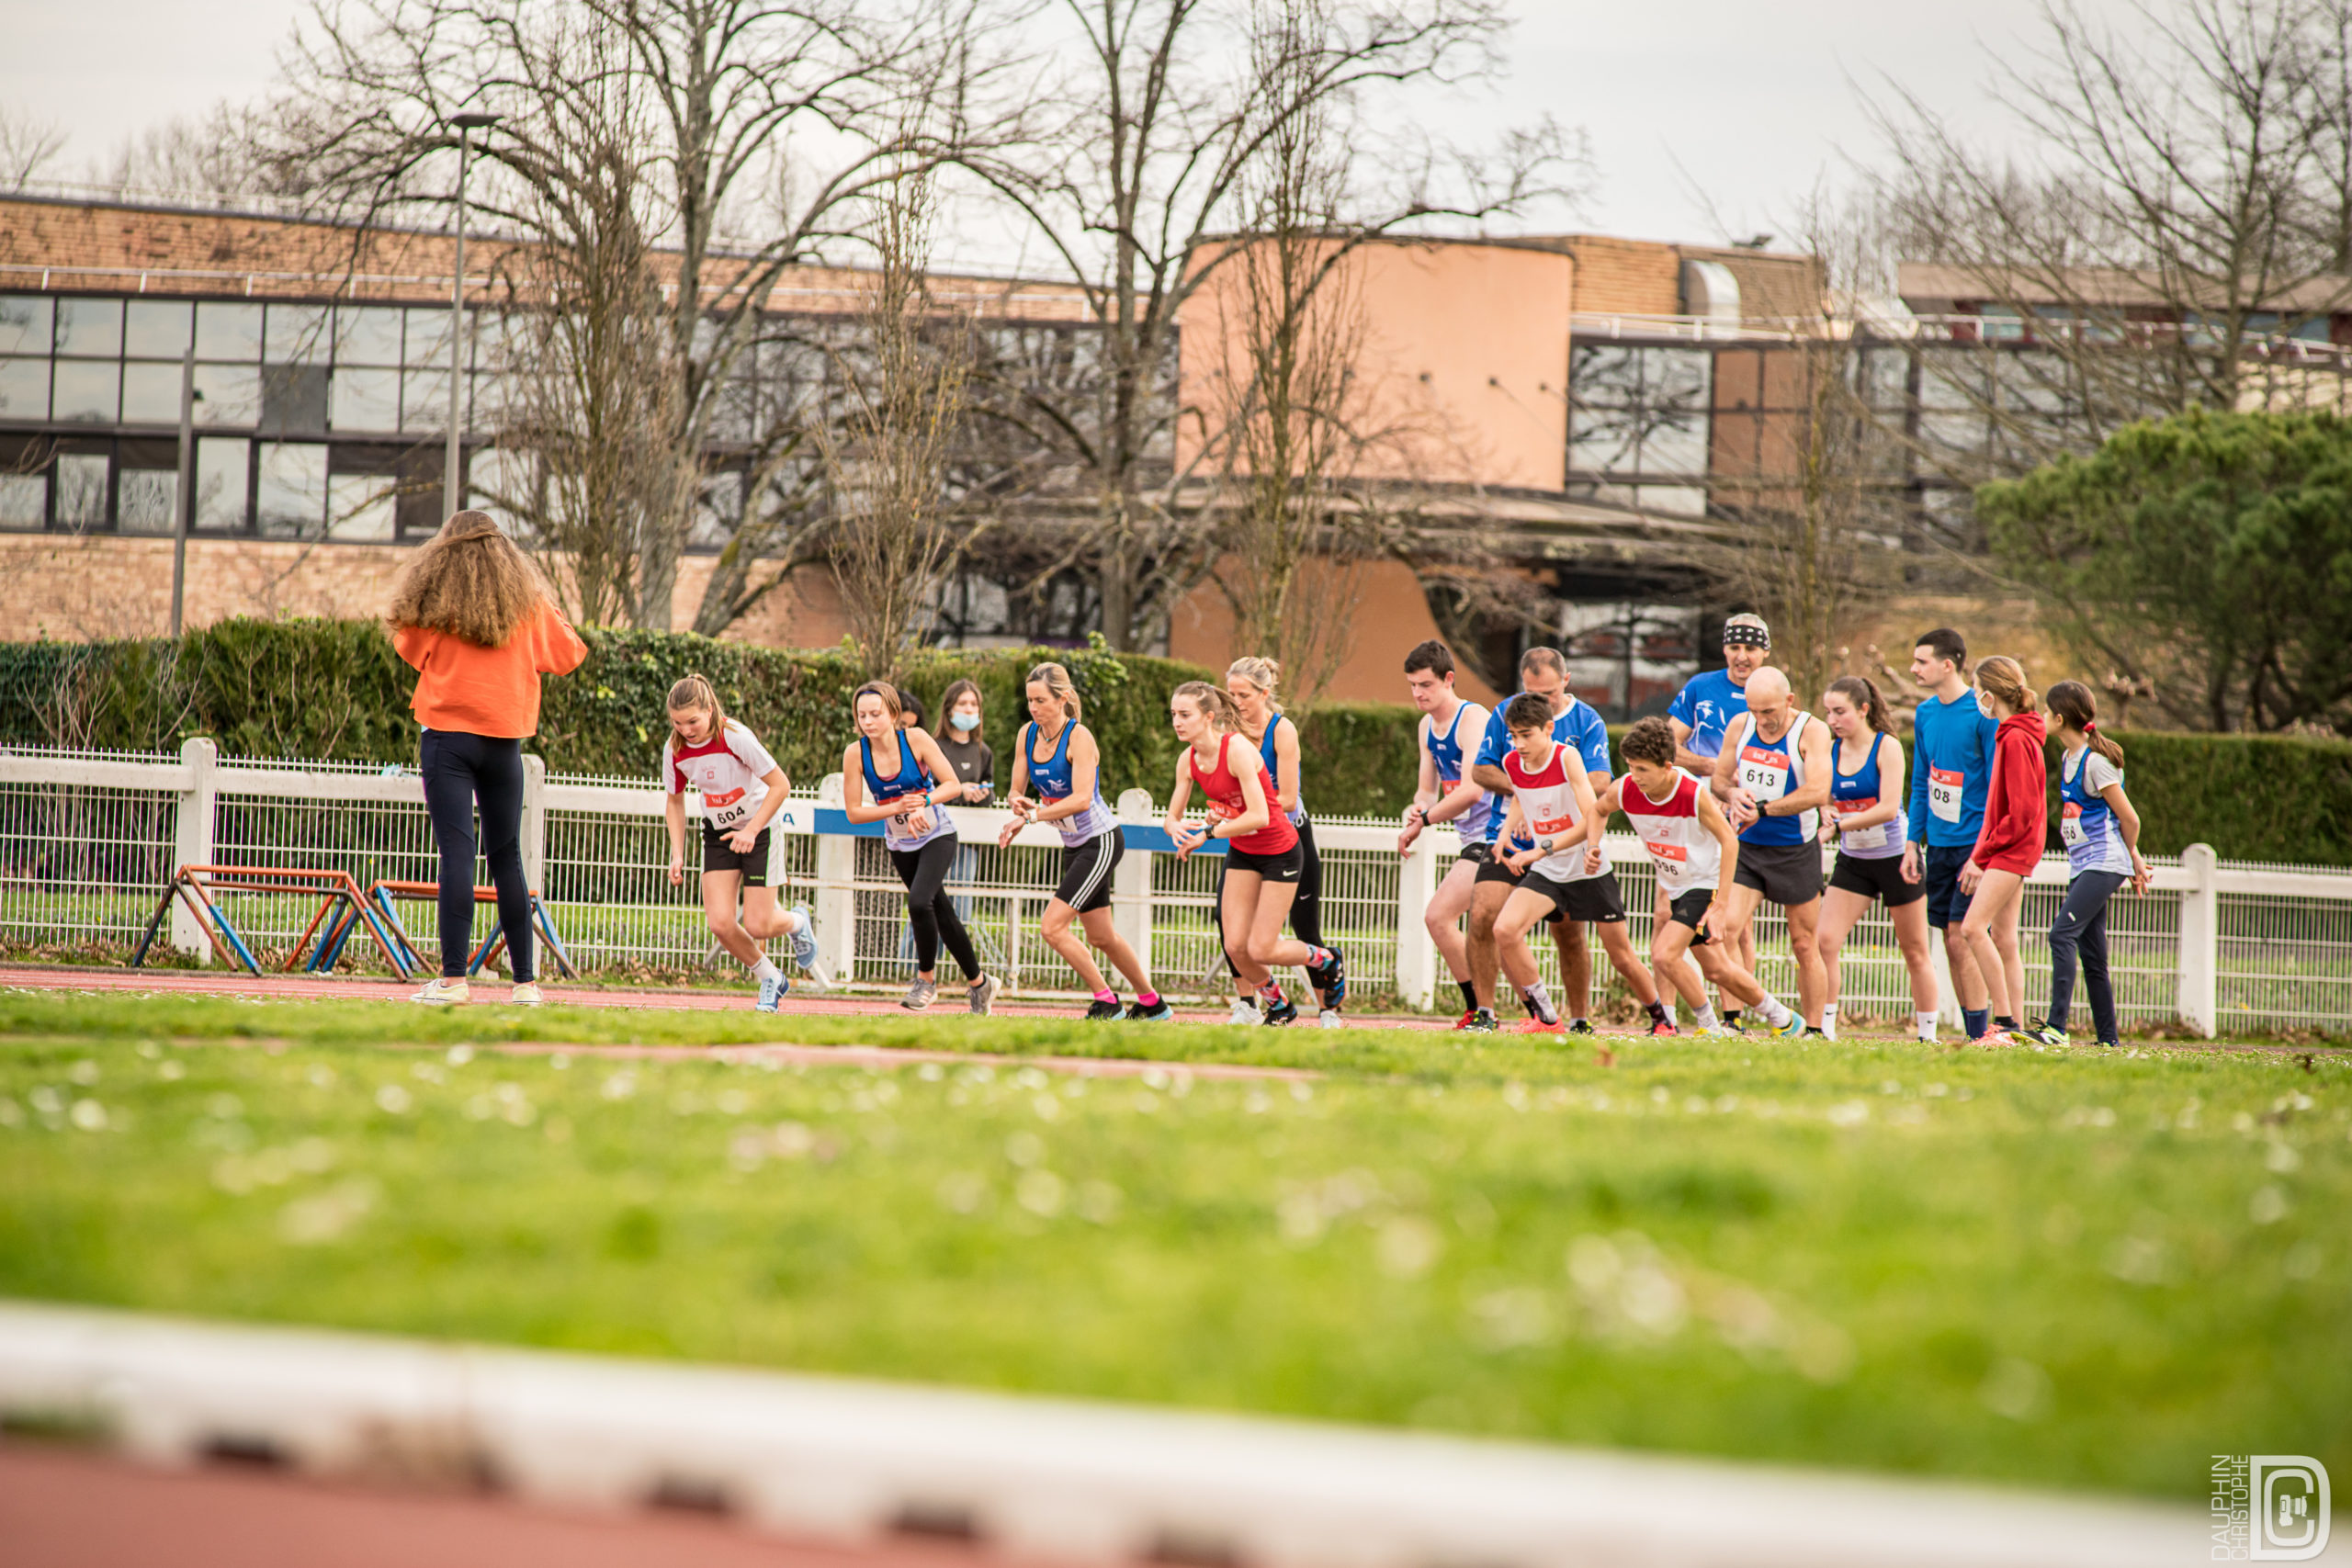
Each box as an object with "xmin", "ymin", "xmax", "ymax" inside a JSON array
[{"xmin": 1957, "ymin": 656, "xmax": 2047, "ymax": 1046}]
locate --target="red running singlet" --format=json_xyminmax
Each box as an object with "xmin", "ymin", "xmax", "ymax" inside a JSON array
[{"xmin": 1185, "ymin": 733, "xmax": 1299, "ymax": 856}]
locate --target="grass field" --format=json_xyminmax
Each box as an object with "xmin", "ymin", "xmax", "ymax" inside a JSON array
[{"xmin": 0, "ymin": 991, "xmax": 2346, "ymax": 1505}]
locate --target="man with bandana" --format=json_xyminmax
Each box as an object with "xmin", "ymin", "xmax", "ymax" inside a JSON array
[{"xmin": 1668, "ymin": 613, "xmax": 1772, "ymax": 1026}]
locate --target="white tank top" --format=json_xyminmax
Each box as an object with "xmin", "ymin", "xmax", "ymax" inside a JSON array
[
  {"xmin": 1617, "ymin": 767, "xmax": 1723, "ymax": 897},
  {"xmin": 1500, "ymin": 739, "xmax": 1606, "ymax": 884}
]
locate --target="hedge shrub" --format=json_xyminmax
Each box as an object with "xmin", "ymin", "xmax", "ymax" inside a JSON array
[{"xmin": 2, "ymin": 619, "xmax": 2346, "ymax": 863}]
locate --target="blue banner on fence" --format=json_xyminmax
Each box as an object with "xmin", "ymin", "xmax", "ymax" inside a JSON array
[{"xmin": 811, "ymin": 809, "xmax": 1225, "ymax": 855}]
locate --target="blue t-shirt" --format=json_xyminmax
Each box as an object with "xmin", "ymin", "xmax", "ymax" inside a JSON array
[
  {"xmin": 1476, "ymin": 695, "xmax": 1611, "ymax": 846},
  {"xmin": 1906, "ymin": 690, "xmax": 2001, "ymax": 848},
  {"xmin": 1668, "ymin": 668, "xmax": 1748, "ymax": 761}
]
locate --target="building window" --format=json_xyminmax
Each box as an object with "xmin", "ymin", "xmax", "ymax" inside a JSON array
[
  {"xmin": 196, "ymin": 436, "xmax": 251, "ymax": 531},
  {"xmin": 256, "ymin": 443, "xmax": 329, "ymax": 537},
  {"xmin": 54, "ymin": 452, "xmax": 110, "ymax": 530},
  {"xmin": 1567, "ymin": 343, "xmax": 1713, "ymax": 517}
]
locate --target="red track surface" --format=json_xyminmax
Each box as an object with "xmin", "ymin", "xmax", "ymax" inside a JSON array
[{"xmin": 0, "ymin": 1444, "xmax": 1011, "ymax": 1568}]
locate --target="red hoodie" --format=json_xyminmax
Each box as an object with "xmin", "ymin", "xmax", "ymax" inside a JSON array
[{"xmin": 1971, "ymin": 709, "xmax": 2049, "ymax": 874}]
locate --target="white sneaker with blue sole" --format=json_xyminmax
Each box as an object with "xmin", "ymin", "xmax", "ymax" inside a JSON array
[
  {"xmin": 756, "ymin": 971, "xmax": 790, "ymax": 1013},
  {"xmin": 786, "ymin": 902, "xmax": 822, "ymax": 981}
]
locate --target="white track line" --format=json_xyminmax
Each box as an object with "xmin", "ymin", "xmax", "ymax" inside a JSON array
[{"xmin": 0, "ymin": 1300, "xmax": 2228, "ymax": 1568}]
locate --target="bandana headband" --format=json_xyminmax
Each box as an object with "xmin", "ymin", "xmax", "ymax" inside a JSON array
[{"xmin": 1722, "ymin": 623, "xmax": 1771, "ymax": 649}]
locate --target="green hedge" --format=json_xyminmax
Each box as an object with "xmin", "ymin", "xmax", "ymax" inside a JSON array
[{"xmin": 3, "ymin": 620, "xmax": 2347, "ymax": 863}]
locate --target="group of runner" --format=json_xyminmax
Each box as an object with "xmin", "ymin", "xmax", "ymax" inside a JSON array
[{"xmin": 652, "ymin": 611, "xmax": 2149, "ymax": 1046}]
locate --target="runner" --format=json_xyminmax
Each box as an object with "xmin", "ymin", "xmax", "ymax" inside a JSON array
[
  {"xmin": 840, "ymin": 681, "xmax": 999, "ymax": 1015},
  {"xmin": 1000, "ymin": 662, "xmax": 1170, "ymax": 1021},
  {"xmin": 2019, "ymin": 681, "xmax": 2151, "ymax": 1047},
  {"xmin": 1668, "ymin": 613, "xmax": 1773, "ymax": 1027},
  {"xmin": 1957, "ymin": 657, "xmax": 2048, "ymax": 1049},
  {"xmin": 1604, "ymin": 717, "xmax": 1800, "ymax": 1037},
  {"xmin": 1395, "ymin": 639, "xmax": 1496, "ymax": 1031},
  {"xmin": 1813, "ymin": 676, "xmax": 1938, "ymax": 1043},
  {"xmin": 1904, "ymin": 628, "xmax": 2011, "ymax": 1043},
  {"xmin": 1467, "ymin": 648, "xmax": 1611, "ymax": 1033},
  {"xmin": 1710, "ymin": 666, "xmax": 1831, "ymax": 1036},
  {"xmin": 1488, "ymin": 694, "xmax": 1672, "ymax": 1036},
  {"xmin": 661, "ymin": 674, "xmax": 824, "ymax": 1013},
  {"xmin": 1162, "ymin": 682, "xmax": 1344, "ymax": 1027},
  {"xmin": 1225, "ymin": 657, "xmax": 1343, "ymax": 1027}
]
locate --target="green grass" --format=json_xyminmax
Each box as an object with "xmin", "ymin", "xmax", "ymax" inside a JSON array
[{"xmin": 0, "ymin": 993, "xmax": 2346, "ymax": 1504}]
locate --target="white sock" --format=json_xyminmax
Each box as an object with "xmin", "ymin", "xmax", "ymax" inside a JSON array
[
  {"xmin": 1821, "ymin": 1002, "xmax": 1838, "ymax": 1041},
  {"xmin": 1758, "ymin": 994, "xmax": 1792, "ymax": 1029},
  {"xmin": 752, "ymin": 957, "xmax": 782, "ymax": 984},
  {"xmin": 1660, "ymin": 1001, "xmax": 1679, "ymax": 1027},
  {"xmin": 1917, "ymin": 1010, "xmax": 1939, "ymax": 1043},
  {"xmin": 1521, "ymin": 983, "xmax": 1556, "ymax": 1025},
  {"xmin": 1694, "ymin": 1003, "xmax": 1719, "ymax": 1029},
  {"xmin": 781, "ymin": 909, "xmax": 804, "ymax": 934}
]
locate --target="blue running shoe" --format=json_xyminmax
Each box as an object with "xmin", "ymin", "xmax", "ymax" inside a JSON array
[
  {"xmin": 757, "ymin": 970, "xmax": 789, "ymax": 1013},
  {"xmin": 787, "ymin": 903, "xmax": 820, "ymax": 973}
]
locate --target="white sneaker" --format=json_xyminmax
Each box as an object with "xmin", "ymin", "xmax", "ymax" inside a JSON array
[
  {"xmin": 1317, "ymin": 1009, "xmax": 1345, "ymax": 1030},
  {"xmin": 412, "ymin": 976, "xmax": 469, "ymax": 1005},
  {"xmin": 510, "ymin": 982, "xmax": 542, "ymax": 1008},
  {"xmin": 1226, "ymin": 998, "xmax": 1261, "ymax": 1026}
]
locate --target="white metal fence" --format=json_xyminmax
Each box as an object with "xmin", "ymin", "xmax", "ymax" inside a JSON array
[{"xmin": 1, "ymin": 737, "xmax": 2346, "ymax": 1035}]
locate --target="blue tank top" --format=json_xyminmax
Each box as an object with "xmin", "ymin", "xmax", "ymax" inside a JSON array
[
  {"xmin": 1256, "ymin": 715, "xmax": 1308, "ymax": 827},
  {"xmin": 860, "ymin": 733, "xmax": 953, "ymax": 851},
  {"xmin": 1024, "ymin": 720, "xmax": 1117, "ymax": 847},
  {"xmin": 1828, "ymin": 732, "xmax": 1905, "ymax": 860},
  {"xmin": 2059, "ymin": 747, "xmax": 2132, "ymax": 875},
  {"xmin": 1424, "ymin": 702, "xmax": 1495, "ymax": 840},
  {"xmin": 1731, "ymin": 711, "xmax": 1816, "ymax": 847}
]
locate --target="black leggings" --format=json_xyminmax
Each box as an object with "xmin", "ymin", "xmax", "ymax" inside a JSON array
[
  {"xmin": 420, "ymin": 729, "xmax": 532, "ymax": 983},
  {"xmin": 1221, "ymin": 815, "xmax": 1324, "ymax": 977},
  {"xmin": 891, "ymin": 834, "xmax": 980, "ymax": 981},
  {"xmin": 2048, "ymin": 869, "xmax": 2127, "ymax": 1041}
]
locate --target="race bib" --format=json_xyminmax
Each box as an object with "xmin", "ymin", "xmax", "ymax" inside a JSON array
[
  {"xmin": 1645, "ymin": 839, "xmax": 1688, "ymax": 863},
  {"xmin": 1737, "ymin": 744, "xmax": 1790, "ymax": 800},
  {"xmin": 1207, "ymin": 796, "xmax": 1239, "ymax": 821},
  {"xmin": 1533, "ymin": 812, "xmax": 1575, "ymax": 836},
  {"xmin": 1834, "ymin": 795, "xmax": 1888, "ymax": 852},
  {"xmin": 1929, "ymin": 766, "xmax": 1963, "ymax": 823},
  {"xmin": 705, "ymin": 785, "xmax": 750, "ymax": 828},
  {"xmin": 2061, "ymin": 801, "xmax": 2086, "ymax": 847}
]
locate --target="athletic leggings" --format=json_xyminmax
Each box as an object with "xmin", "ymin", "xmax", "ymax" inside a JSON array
[
  {"xmin": 890, "ymin": 835, "xmax": 981, "ymax": 981},
  {"xmin": 420, "ymin": 729, "xmax": 533, "ymax": 983},
  {"xmin": 2047, "ymin": 868, "xmax": 2128, "ymax": 1042},
  {"xmin": 1221, "ymin": 815, "xmax": 1323, "ymax": 976}
]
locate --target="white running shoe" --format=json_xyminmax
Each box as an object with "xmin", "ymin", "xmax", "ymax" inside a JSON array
[
  {"xmin": 412, "ymin": 976, "xmax": 469, "ymax": 1005},
  {"xmin": 1226, "ymin": 998, "xmax": 1261, "ymax": 1027},
  {"xmin": 1317, "ymin": 1009, "xmax": 1345, "ymax": 1030},
  {"xmin": 786, "ymin": 902, "xmax": 820, "ymax": 975},
  {"xmin": 756, "ymin": 971, "xmax": 789, "ymax": 1014},
  {"xmin": 967, "ymin": 974, "xmax": 1000, "ymax": 1016},
  {"xmin": 509, "ymin": 982, "xmax": 542, "ymax": 1008}
]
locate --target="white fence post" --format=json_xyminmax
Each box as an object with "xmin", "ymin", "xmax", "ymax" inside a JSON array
[
  {"xmin": 2177, "ymin": 841, "xmax": 2219, "ymax": 1038},
  {"xmin": 519, "ymin": 753, "xmax": 547, "ymax": 894},
  {"xmin": 1114, "ymin": 788, "xmax": 1155, "ymax": 982},
  {"xmin": 815, "ymin": 773, "xmax": 857, "ymax": 982},
  {"xmin": 1928, "ymin": 937, "xmax": 1962, "ymax": 1029},
  {"xmin": 1395, "ymin": 826, "xmax": 1439, "ymax": 1011},
  {"xmin": 169, "ymin": 736, "xmax": 217, "ymax": 961}
]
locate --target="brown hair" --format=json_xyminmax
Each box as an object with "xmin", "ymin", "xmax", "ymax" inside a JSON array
[
  {"xmin": 1519, "ymin": 646, "xmax": 1567, "ymax": 682},
  {"xmin": 385, "ymin": 511, "xmax": 549, "ymax": 648},
  {"xmin": 1171, "ymin": 680, "xmax": 1236, "ymax": 733},
  {"xmin": 665, "ymin": 672, "xmax": 726, "ymax": 739},
  {"xmin": 1621, "ymin": 715, "xmax": 1677, "ymax": 767},
  {"xmin": 1024, "ymin": 662, "xmax": 1082, "ymax": 724},
  {"xmin": 1403, "ymin": 639, "xmax": 1453, "ymax": 677},
  {"xmin": 2046, "ymin": 680, "xmax": 2124, "ymax": 765},
  {"xmin": 937, "ymin": 678, "xmax": 984, "ymax": 743},
  {"xmin": 1503, "ymin": 692, "xmax": 1553, "ymax": 731},
  {"xmin": 1826, "ymin": 675, "xmax": 1894, "ymax": 735},
  {"xmin": 1226, "ymin": 655, "xmax": 1283, "ymax": 714},
  {"xmin": 1973, "ymin": 655, "xmax": 2038, "ymax": 716},
  {"xmin": 1916, "ymin": 626, "xmax": 1967, "ymax": 670},
  {"xmin": 852, "ymin": 681, "xmax": 906, "ymax": 722}
]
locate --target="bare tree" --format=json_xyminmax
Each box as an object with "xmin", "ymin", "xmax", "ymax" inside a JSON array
[
  {"xmin": 0, "ymin": 105, "xmax": 65, "ymax": 190},
  {"xmin": 960, "ymin": 0, "xmax": 1577, "ymax": 653},
  {"xmin": 815, "ymin": 172, "xmax": 974, "ymax": 683},
  {"xmin": 84, "ymin": 106, "xmax": 301, "ymax": 203},
  {"xmin": 269, "ymin": 0, "xmax": 1018, "ymax": 632}
]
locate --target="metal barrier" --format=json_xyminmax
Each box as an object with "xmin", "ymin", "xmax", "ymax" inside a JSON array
[{"xmin": 1, "ymin": 736, "xmax": 2347, "ymax": 1034}]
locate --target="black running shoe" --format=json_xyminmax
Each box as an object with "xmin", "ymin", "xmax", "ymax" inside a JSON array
[
  {"xmin": 1083, "ymin": 998, "xmax": 1124, "ymax": 1021},
  {"xmin": 1307, "ymin": 947, "xmax": 1347, "ymax": 1008},
  {"xmin": 1261, "ymin": 996, "xmax": 1300, "ymax": 1027},
  {"xmin": 1463, "ymin": 1008, "xmax": 1498, "ymax": 1034},
  {"xmin": 1123, "ymin": 998, "xmax": 1175, "ymax": 1021},
  {"xmin": 1566, "ymin": 1019, "xmax": 1597, "ymax": 1036}
]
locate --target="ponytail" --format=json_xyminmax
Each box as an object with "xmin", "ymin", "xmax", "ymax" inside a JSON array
[
  {"xmin": 1826, "ymin": 674, "xmax": 1893, "ymax": 735},
  {"xmin": 1172, "ymin": 680, "xmax": 1237, "ymax": 734},
  {"xmin": 666, "ymin": 672, "xmax": 727, "ymax": 739},
  {"xmin": 1024, "ymin": 661, "xmax": 1082, "ymax": 724},
  {"xmin": 1974, "ymin": 655, "xmax": 2038, "ymax": 716},
  {"xmin": 1226, "ymin": 655, "xmax": 1283, "ymax": 714},
  {"xmin": 2046, "ymin": 680, "xmax": 2124, "ymax": 765}
]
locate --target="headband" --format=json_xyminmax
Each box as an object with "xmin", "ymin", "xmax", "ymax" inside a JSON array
[{"xmin": 1722, "ymin": 622, "xmax": 1771, "ymax": 649}]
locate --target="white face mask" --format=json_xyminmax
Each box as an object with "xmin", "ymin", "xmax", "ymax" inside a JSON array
[
  {"xmin": 950, "ymin": 710, "xmax": 980, "ymax": 733},
  {"xmin": 1975, "ymin": 691, "xmax": 1996, "ymax": 720}
]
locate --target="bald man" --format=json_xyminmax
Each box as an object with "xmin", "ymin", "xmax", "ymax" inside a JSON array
[{"xmin": 1710, "ymin": 667, "xmax": 1833, "ymax": 1036}]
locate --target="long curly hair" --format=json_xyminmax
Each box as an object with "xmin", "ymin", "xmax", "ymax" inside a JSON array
[{"xmin": 386, "ymin": 512, "xmax": 550, "ymax": 649}]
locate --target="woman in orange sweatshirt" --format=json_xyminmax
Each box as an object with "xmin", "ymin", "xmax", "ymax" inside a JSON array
[
  {"xmin": 1956, "ymin": 655, "xmax": 2048, "ymax": 1046},
  {"xmin": 388, "ymin": 513, "xmax": 587, "ymax": 1005}
]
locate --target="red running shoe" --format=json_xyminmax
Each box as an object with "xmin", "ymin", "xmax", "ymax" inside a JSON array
[
  {"xmin": 1517, "ymin": 1017, "xmax": 1566, "ymax": 1034},
  {"xmin": 1649, "ymin": 1019, "xmax": 1679, "ymax": 1037}
]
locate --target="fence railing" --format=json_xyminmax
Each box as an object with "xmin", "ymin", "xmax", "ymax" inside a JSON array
[{"xmin": 1, "ymin": 738, "xmax": 2346, "ymax": 1035}]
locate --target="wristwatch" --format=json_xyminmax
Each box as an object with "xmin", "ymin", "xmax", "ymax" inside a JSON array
[{"xmin": 1537, "ymin": 836, "xmax": 1555, "ymax": 853}]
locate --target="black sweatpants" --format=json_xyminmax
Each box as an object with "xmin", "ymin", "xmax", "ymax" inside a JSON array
[
  {"xmin": 891, "ymin": 834, "xmax": 981, "ymax": 981},
  {"xmin": 420, "ymin": 729, "xmax": 533, "ymax": 983},
  {"xmin": 1221, "ymin": 815, "xmax": 1325, "ymax": 981},
  {"xmin": 2047, "ymin": 868, "xmax": 2128, "ymax": 1042}
]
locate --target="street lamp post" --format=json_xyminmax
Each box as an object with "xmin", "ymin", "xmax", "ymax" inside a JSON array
[
  {"xmin": 170, "ymin": 345, "xmax": 204, "ymax": 637},
  {"xmin": 445, "ymin": 112, "xmax": 501, "ymax": 521}
]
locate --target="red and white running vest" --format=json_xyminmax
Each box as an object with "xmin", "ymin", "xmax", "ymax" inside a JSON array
[
  {"xmin": 1617, "ymin": 767, "xmax": 1723, "ymax": 897},
  {"xmin": 1500, "ymin": 739, "xmax": 1606, "ymax": 883}
]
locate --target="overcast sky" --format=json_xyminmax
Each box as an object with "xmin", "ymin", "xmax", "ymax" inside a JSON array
[{"xmin": 2, "ymin": 0, "xmax": 2120, "ymax": 252}]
